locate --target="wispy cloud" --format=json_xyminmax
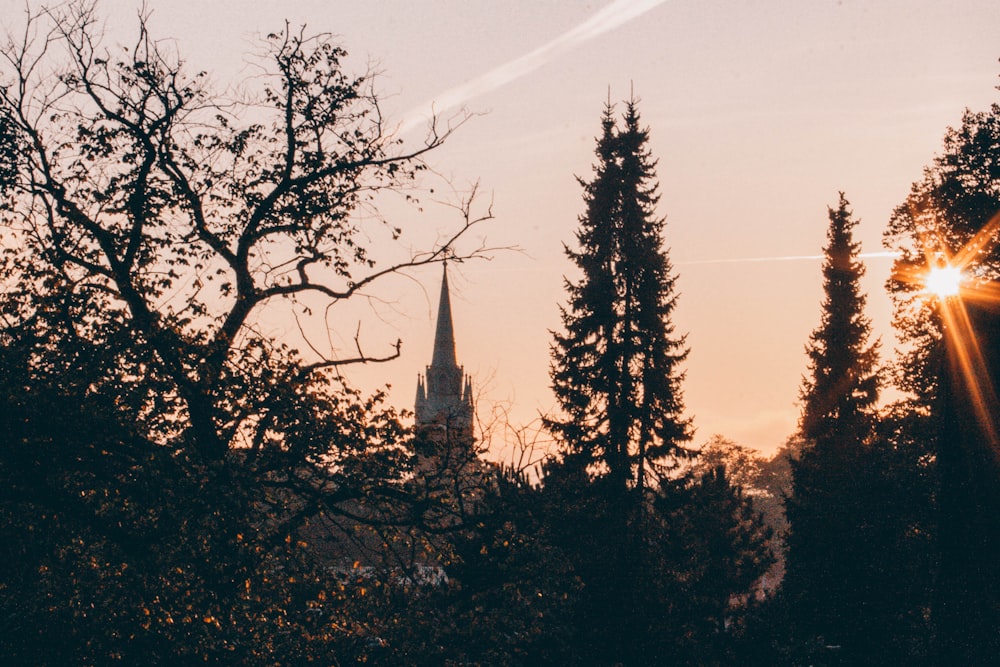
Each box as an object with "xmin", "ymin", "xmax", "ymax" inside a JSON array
[
  {"xmin": 680, "ymin": 251, "xmax": 900, "ymax": 266},
  {"xmin": 399, "ymin": 0, "xmax": 669, "ymax": 134}
]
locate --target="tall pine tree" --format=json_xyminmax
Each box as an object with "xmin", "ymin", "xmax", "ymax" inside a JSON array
[
  {"xmin": 548, "ymin": 98, "xmax": 692, "ymax": 491},
  {"xmin": 782, "ymin": 194, "xmax": 885, "ymax": 662},
  {"xmin": 546, "ymin": 98, "xmax": 694, "ymax": 663},
  {"xmin": 545, "ymin": 99, "xmax": 694, "ymax": 662},
  {"xmin": 799, "ymin": 194, "xmax": 880, "ymax": 446},
  {"xmin": 543, "ymin": 98, "xmax": 771, "ymax": 665}
]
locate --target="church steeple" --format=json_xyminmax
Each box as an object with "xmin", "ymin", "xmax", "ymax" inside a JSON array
[
  {"xmin": 431, "ymin": 262, "xmax": 458, "ymax": 370},
  {"xmin": 415, "ymin": 263, "xmax": 473, "ymax": 439}
]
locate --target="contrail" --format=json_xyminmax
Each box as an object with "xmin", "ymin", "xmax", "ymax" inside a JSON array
[
  {"xmin": 399, "ymin": 0, "xmax": 669, "ymax": 134},
  {"xmin": 680, "ymin": 251, "xmax": 901, "ymax": 266}
]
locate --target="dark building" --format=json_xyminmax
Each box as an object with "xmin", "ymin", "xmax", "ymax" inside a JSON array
[{"xmin": 415, "ymin": 263, "xmax": 474, "ymax": 446}]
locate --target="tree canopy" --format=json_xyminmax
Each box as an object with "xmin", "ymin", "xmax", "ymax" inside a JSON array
[
  {"xmin": 885, "ymin": 100, "xmax": 1000, "ymax": 664},
  {"xmin": 0, "ymin": 2, "xmax": 490, "ymax": 464},
  {"xmin": 0, "ymin": 4, "xmax": 490, "ymax": 662},
  {"xmin": 781, "ymin": 195, "xmax": 895, "ymax": 662}
]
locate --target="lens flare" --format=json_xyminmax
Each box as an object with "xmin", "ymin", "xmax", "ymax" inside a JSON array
[
  {"xmin": 937, "ymin": 293, "xmax": 1000, "ymax": 449},
  {"xmin": 895, "ymin": 210, "xmax": 1000, "ymax": 454},
  {"xmin": 925, "ymin": 264, "xmax": 963, "ymax": 298}
]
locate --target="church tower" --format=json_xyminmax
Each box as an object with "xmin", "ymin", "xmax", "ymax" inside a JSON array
[{"xmin": 415, "ymin": 263, "xmax": 474, "ymax": 444}]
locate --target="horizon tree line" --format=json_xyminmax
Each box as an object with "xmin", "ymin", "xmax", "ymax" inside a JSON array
[{"xmin": 1, "ymin": 3, "xmax": 999, "ymax": 663}]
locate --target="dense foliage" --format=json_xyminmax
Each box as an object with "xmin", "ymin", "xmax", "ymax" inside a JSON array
[
  {"xmin": 774, "ymin": 100, "xmax": 1000, "ymax": 666},
  {"xmin": 0, "ymin": 3, "xmax": 485, "ymax": 662},
  {"xmin": 885, "ymin": 101, "xmax": 1000, "ymax": 664},
  {"xmin": 2, "ymin": 2, "xmax": 999, "ymax": 664}
]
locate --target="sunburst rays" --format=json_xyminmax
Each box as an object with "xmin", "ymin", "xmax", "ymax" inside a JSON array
[{"xmin": 896, "ymin": 209, "xmax": 1000, "ymax": 451}]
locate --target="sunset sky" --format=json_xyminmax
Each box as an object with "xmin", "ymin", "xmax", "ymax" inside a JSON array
[{"xmin": 8, "ymin": 0, "xmax": 999, "ymax": 456}]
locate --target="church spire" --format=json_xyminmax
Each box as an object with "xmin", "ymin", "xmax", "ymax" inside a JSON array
[
  {"xmin": 415, "ymin": 262, "xmax": 473, "ymax": 437},
  {"xmin": 431, "ymin": 262, "xmax": 458, "ymax": 370}
]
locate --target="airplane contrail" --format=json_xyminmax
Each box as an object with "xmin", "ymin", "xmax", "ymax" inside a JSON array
[
  {"xmin": 399, "ymin": 0, "xmax": 669, "ymax": 134},
  {"xmin": 679, "ymin": 251, "xmax": 901, "ymax": 266}
]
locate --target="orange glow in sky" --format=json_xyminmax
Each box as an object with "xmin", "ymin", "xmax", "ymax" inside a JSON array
[{"xmin": 23, "ymin": 0, "xmax": 1000, "ymax": 456}]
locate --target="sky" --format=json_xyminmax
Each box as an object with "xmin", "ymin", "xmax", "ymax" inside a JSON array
[{"xmin": 6, "ymin": 0, "xmax": 999, "ymax": 457}]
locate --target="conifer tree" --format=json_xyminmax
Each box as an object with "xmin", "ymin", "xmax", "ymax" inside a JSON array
[
  {"xmin": 548, "ymin": 98, "xmax": 692, "ymax": 491},
  {"xmin": 543, "ymin": 98, "xmax": 771, "ymax": 665},
  {"xmin": 545, "ymin": 100, "xmax": 694, "ymax": 660},
  {"xmin": 545, "ymin": 98, "xmax": 694, "ymax": 663},
  {"xmin": 782, "ymin": 194, "xmax": 884, "ymax": 661},
  {"xmin": 799, "ymin": 194, "xmax": 881, "ymax": 446}
]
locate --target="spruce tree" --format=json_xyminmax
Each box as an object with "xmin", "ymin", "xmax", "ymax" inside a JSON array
[
  {"xmin": 783, "ymin": 194, "xmax": 884, "ymax": 661},
  {"xmin": 799, "ymin": 194, "xmax": 880, "ymax": 446},
  {"xmin": 545, "ymin": 99, "xmax": 694, "ymax": 662},
  {"xmin": 548, "ymin": 98, "xmax": 692, "ymax": 491},
  {"xmin": 543, "ymin": 98, "xmax": 771, "ymax": 664}
]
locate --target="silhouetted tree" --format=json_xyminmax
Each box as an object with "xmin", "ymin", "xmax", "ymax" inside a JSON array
[
  {"xmin": 379, "ymin": 467, "xmax": 583, "ymax": 666},
  {"xmin": 693, "ymin": 435, "xmax": 787, "ymax": 589},
  {"xmin": 886, "ymin": 102, "xmax": 1000, "ymax": 407},
  {"xmin": 0, "ymin": 2, "xmax": 489, "ymax": 465},
  {"xmin": 655, "ymin": 465, "xmax": 774, "ymax": 663},
  {"xmin": 548, "ymin": 98, "xmax": 691, "ymax": 491},
  {"xmin": 544, "ymin": 98, "xmax": 770, "ymax": 665},
  {"xmin": 0, "ymin": 3, "xmax": 491, "ymax": 662},
  {"xmin": 800, "ymin": 195, "xmax": 881, "ymax": 445},
  {"xmin": 0, "ymin": 325, "xmax": 385, "ymax": 664},
  {"xmin": 885, "ymin": 102, "xmax": 1000, "ymax": 664},
  {"xmin": 544, "ymin": 98, "xmax": 691, "ymax": 661},
  {"xmin": 782, "ymin": 194, "xmax": 887, "ymax": 661},
  {"xmin": 691, "ymin": 435, "xmax": 766, "ymax": 492}
]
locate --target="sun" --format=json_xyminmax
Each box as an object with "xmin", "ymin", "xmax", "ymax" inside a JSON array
[{"xmin": 925, "ymin": 264, "xmax": 963, "ymax": 298}]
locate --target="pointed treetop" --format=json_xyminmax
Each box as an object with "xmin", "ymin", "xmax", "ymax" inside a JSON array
[{"xmin": 431, "ymin": 262, "xmax": 458, "ymax": 370}]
